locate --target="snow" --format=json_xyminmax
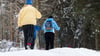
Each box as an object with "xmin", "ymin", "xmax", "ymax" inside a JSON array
[{"xmin": 0, "ymin": 47, "xmax": 99, "ymax": 56}]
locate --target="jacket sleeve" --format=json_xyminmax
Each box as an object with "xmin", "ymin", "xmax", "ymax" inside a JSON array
[
  {"xmin": 53, "ymin": 20, "xmax": 60, "ymax": 31},
  {"xmin": 35, "ymin": 8, "xmax": 42, "ymax": 19}
]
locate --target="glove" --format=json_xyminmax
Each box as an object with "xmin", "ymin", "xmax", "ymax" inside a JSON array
[{"xmin": 18, "ymin": 27, "xmax": 22, "ymax": 31}]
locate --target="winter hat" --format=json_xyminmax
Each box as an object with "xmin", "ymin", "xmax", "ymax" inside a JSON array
[
  {"xmin": 48, "ymin": 16, "xmax": 53, "ymax": 18},
  {"xmin": 25, "ymin": 0, "xmax": 32, "ymax": 5}
]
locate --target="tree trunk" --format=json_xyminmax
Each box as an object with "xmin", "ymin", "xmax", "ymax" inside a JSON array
[{"xmin": 95, "ymin": 27, "xmax": 100, "ymax": 50}]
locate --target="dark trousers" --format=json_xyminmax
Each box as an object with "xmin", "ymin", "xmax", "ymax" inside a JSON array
[
  {"xmin": 22, "ymin": 24, "xmax": 35, "ymax": 49},
  {"xmin": 44, "ymin": 32, "xmax": 54, "ymax": 50}
]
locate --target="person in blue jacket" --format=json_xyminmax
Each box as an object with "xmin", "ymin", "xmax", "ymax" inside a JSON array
[
  {"xmin": 42, "ymin": 16, "xmax": 60, "ymax": 50},
  {"xmin": 31, "ymin": 25, "xmax": 40, "ymax": 49},
  {"xmin": 34, "ymin": 25, "xmax": 41, "ymax": 39}
]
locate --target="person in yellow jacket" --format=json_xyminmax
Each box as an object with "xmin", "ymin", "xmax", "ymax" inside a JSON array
[{"xmin": 17, "ymin": 0, "xmax": 42, "ymax": 50}]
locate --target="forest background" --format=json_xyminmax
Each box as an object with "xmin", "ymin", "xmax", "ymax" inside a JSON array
[{"xmin": 0, "ymin": 0, "xmax": 100, "ymax": 50}]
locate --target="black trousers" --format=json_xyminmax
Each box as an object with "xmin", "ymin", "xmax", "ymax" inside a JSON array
[
  {"xmin": 44, "ymin": 32, "xmax": 54, "ymax": 50},
  {"xmin": 22, "ymin": 24, "xmax": 35, "ymax": 49}
]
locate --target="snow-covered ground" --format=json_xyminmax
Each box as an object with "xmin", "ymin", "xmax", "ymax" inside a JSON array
[{"xmin": 0, "ymin": 47, "xmax": 99, "ymax": 56}]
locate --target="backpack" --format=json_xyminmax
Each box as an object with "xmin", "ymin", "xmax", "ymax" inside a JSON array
[{"xmin": 45, "ymin": 20, "xmax": 53, "ymax": 30}]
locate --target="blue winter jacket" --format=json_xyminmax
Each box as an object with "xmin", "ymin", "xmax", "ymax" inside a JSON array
[
  {"xmin": 34, "ymin": 25, "xmax": 41, "ymax": 39},
  {"xmin": 42, "ymin": 18, "xmax": 60, "ymax": 33}
]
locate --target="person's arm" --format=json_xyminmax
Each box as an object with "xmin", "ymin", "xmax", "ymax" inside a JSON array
[
  {"xmin": 35, "ymin": 8, "xmax": 42, "ymax": 19},
  {"xmin": 53, "ymin": 20, "xmax": 60, "ymax": 31}
]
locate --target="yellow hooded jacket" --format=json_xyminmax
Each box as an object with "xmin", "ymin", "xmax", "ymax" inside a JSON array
[{"xmin": 17, "ymin": 5, "xmax": 42, "ymax": 27}]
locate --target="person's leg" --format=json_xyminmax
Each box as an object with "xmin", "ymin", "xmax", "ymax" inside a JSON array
[
  {"xmin": 27, "ymin": 25, "xmax": 34, "ymax": 49},
  {"xmin": 44, "ymin": 33, "xmax": 50, "ymax": 50},
  {"xmin": 49, "ymin": 32, "xmax": 54, "ymax": 49},
  {"xmin": 30, "ymin": 38, "xmax": 35, "ymax": 49},
  {"xmin": 22, "ymin": 25, "xmax": 28, "ymax": 49}
]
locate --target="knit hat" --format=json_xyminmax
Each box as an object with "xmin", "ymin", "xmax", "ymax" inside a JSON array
[
  {"xmin": 25, "ymin": 0, "xmax": 32, "ymax": 5},
  {"xmin": 48, "ymin": 16, "xmax": 53, "ymax": 18}
]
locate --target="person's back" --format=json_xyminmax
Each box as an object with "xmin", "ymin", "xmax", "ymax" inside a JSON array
[
  {"xmin": 18, "ymin": 5, "xmax": 41, "ymax": 27},
  {"xmin": 42, "ymin": 16, "xmax": 60, "ymax": 33},
  {"xmin": 45, "ymin": 20, "xmax": 52, "ymax": 30}
]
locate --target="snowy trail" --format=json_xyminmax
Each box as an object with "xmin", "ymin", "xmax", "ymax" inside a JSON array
[{"xmin": 0, "ymin": 47, "xmax": 99, "ymax": 56}]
